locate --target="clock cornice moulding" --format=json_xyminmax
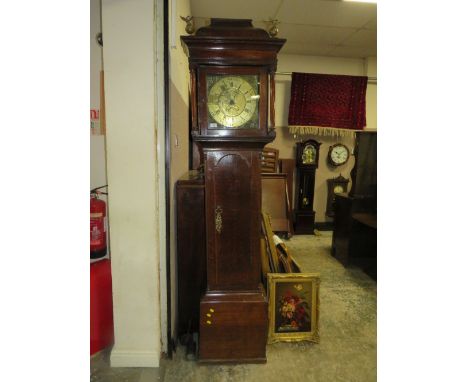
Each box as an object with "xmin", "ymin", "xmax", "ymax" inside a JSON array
[{"xmin": 181, "ymin": 19, "xmax": 286, "ymax": 67}]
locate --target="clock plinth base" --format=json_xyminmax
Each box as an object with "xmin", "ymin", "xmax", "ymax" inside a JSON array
[
  {"xmin": 198, "ymin": 287, "xmax": 268, "ymax": 364},
  {"xmin": 294, "ymin": 211, "xmax": 316, "ymax": 234}
]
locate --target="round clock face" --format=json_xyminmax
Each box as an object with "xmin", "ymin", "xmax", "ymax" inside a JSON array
[
  {"xmin": 302, "ymin": 144, "xmax": 317, "ymax": 165},
  {"xmin": 207, "ymin": 75, "xmax": 259, "ymax": 128},
  {"xmin": 334, "ymin": 185, "xmax": 344, "ymax": 193},
  {"xmin": 329, "ymin": 144, "xmax": 349, "ymax": 166}
]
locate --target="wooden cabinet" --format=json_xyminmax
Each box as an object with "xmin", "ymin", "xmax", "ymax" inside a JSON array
[
  {"xmin": 332, "ymin": 193, "xmax": 376, "ymax": 279},
  {"xmin": 350, "ymin": 131, "xmax": 377, "ymax": 198},
  {"xmin": 332, "ymin": 132, "xmax": 377, "ymax": 278},
  {"xmin": 332, "ymin": 131, "xmax": 377, "ymax": 278},
  {"xmin": 175, "ymin": 172, "xmax": 206, "ymax": 339}
]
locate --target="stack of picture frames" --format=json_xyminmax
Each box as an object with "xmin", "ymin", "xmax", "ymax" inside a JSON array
[{"xmin": 261, "ymin": 212, "xmax": 320, "ymax": 344}]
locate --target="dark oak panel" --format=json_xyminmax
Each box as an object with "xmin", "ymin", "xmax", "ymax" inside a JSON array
[
  {"xmin": 175, "ymin": 173, "xmax": 206, "ymax": 338},
  {"xmin": 199, "ymin": 289, "xmax": 268, "ymax": 362},
  {"xmin": 205, "ymin": 150, "xmax": 261, "ymax": 291}
]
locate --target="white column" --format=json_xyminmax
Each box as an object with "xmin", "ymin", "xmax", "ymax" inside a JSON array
[{"xmin": 101, "ymin": 0, "xmax": 161, "ymax": 367}]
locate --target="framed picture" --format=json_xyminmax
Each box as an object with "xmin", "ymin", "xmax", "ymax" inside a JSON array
[{"xmin": 267, "ymin": 273, "xmax": 320, "ymax": 344}]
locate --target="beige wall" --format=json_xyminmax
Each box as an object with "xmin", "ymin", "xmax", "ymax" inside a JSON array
[
  {"xmin": 365, "ymin": 56, "xmax": 377, "ymax": 131},
  {"xmin": 268, "ymin": 53, "xmax": 377, "ymax": 223},
  {"xmin": 169, "ymin": 0, "xmax": 192, "ymax": 340},
  {"xmin": 102, "ymin": 0, "xmax": 162, "ymax": 367}
]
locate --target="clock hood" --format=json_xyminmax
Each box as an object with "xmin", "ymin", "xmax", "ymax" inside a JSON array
[{"xmin": 181, "ymin": 18, "xmax": 286, "ymax": 67}]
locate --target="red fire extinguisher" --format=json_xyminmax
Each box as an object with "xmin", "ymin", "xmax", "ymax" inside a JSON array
[{"xmin": 90, "ymin": 186, "xmax": 108, "ymax": 259}]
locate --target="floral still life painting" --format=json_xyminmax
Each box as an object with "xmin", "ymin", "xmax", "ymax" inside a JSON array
[{"xmin": 268, "ymin": 273, "xmax": 320, "ymax": 343}]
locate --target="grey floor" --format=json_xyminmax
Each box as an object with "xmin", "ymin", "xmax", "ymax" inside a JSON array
[{"xmin": 91, "ymin": 232, "xmax": 377, "ymax": 382}]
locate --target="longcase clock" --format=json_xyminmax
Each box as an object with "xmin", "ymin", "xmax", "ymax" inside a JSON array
[
  {"xmin": 294, "ymin": 139, "xmax": 321, "ymax": 234},
  {"xmin": 181, "ymin": 19, "xmax": 285, "ymax": 363}
]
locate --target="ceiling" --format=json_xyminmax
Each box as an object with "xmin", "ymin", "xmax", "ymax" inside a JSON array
[{"xmin": 189, "ymin": 0, "xmax": 377, "ymax": 59}]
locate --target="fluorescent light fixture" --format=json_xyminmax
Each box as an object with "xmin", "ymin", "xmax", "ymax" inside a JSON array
[{"xmin": 343, "ymin": 0, "xmax": 377, "ymax": 3}]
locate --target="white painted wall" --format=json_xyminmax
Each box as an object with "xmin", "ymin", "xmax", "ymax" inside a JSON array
[
  {"xmin": 101, "ymin": 0, "xmax": 162, "ymax": 367},
  {"xmin": 90, "ymin": 0, "xmax": 107, "ymax": 191}
]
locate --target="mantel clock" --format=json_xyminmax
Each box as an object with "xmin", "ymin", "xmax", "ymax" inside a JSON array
[
  {"xmin": 326, "ymin": 175, "xmax": 350, "ymax": 217},
  {"xmin": 181, "ymin": 18, "xmax": 285, "ymax": 363}
]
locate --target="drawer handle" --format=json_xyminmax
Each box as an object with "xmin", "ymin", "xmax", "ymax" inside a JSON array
[
  {"xmin": 215, "ymin": 206, "xmax": 223, "ymax": 234},
  {"xmin": 206, "ymin": 320, "xmax": 212, "ymax": 325},
  {"xmin": 206, "ymin": 313, "xmax": 211, "ymax": 317},
  {"xmin": 209, "ymin": 308, "xmax": 215, "ymax": 313}
]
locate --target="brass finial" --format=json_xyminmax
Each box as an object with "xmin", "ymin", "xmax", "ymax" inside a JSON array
[
  {"xmin": 266, "ymin": 19, "xmax": 279, "ymax": 37},
  {"xmin": 180, "ymin": 15, "xmax": 195, "ymax": 35}
]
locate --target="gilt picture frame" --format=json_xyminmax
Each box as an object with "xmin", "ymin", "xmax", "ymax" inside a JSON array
[{"xmin": 267, "ymin": 273, "xmax": 320, "ymax": 344}]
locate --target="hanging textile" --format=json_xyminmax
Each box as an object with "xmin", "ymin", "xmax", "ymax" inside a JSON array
[{"xmin": 288, "ymin": 72, "xmax": 368, "ymax": 137}]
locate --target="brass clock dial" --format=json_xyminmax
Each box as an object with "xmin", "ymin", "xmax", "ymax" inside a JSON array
[
  {"xmin": 333, "ymin": 185, "xmax": 344, "ymax": 193},
  {"xmin": 301, "ymin": 144, "xmax": 317, "ymax": 165},
  {"xmin": 207, "ymin": 75, "xmax": 259, "ymax": 129}
]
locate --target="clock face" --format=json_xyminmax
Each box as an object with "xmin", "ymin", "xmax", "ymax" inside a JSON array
[
  {"xmin": 329, "ymin": 144, "xmax": 349, "ymax": 166},
  {"xmin": 302, "ymin": 144, "xmax": 317, "ymax": 165},
  {"xmin": 207, "ymin": 74, "xmax": 259, "ymax": 129},
  {"xmin": 333, "ymin": 185, "xmax": 344, "ymax": 193}
]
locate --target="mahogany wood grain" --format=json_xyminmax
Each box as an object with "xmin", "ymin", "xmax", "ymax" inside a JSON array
[
  {"xmin": 199, "ymin": 289, "xmax": 268, "ymax": 362},
  {"xmin": 204, "ymin": 149, "xmax": 261, "ymax": 291}
]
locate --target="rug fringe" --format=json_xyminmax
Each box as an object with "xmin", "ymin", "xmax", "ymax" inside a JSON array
[{"xmin": 288, "ymin": 125, "xmax": 359, "ymax": 138}]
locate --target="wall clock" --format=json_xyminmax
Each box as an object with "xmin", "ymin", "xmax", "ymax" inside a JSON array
[
  {"xmin": 326, "ymin": 175, "xmax": 350, "ymax": 217},
  {"xmin": 328, "ymin": 143, "xmax": 350, "ymax": 166},
  {"xmin": 181, "ymin": 18, "xmax": 285, "ymax": 364},
  {"xmin": 294, "ymin": 139, "xmax": 321, "ymax": 234}
]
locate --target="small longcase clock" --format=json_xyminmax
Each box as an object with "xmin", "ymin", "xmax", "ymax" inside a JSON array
[{"xmin": 294, "ymin": 139, "xmax": 321, "ymax": 234}]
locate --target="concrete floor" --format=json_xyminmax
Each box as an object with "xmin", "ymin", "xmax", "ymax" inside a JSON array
[{"xmin": 91, "ymin": 232, "xmax": 377, "ymax": 381}]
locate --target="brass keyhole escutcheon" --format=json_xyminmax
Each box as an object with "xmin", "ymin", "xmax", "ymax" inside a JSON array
[{"xmin": 215, "ymin": 206, "xmax": 223, "ymax": 234}]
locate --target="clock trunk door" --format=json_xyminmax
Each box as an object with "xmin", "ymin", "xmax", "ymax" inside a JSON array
[
  {"xmin": 204, "ymin": 150, "xmax": 261, "ymax": 291},
  {"xmin": 298, "ymin": 171, "xmax": 316, "ymax": 211}
]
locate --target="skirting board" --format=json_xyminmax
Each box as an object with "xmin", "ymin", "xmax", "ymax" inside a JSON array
[
  {"xmin": 110, "ymin": 349, "xmax": 160, "ymax": 368},
  {"xmin": 314, "ymin": 222, "xmax": 334, "ymax": 231}
]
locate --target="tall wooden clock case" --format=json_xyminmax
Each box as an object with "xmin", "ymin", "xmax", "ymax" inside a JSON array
[
  {"xmin": 181, "ymin": 19, "xmax": 285, "ymax": 363},
  {"xmin": 294, "ymin": 139, "xmax": 321, "ymax": 234}
]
